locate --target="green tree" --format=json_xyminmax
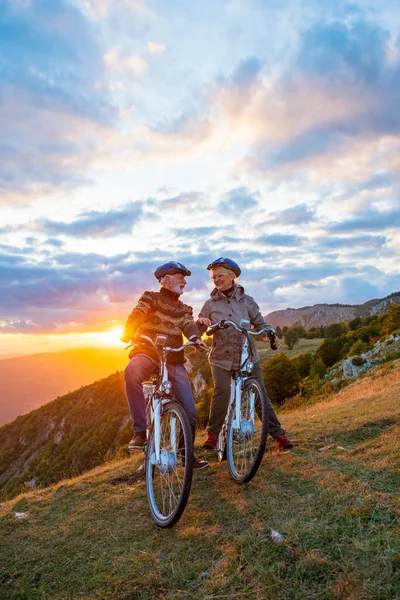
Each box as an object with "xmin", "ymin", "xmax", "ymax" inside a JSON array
[
  {"xmin": 275, "ymin": 325, "xmax": 282, "ymax": 339},
  {"xmin": 293, "ymin": 325, "xmax": 307, "ymax": 338},
  {"xmin": 383, "ymin": 302, "xmax": 400, "ymax": 335},
  {"xmin": 325, "ymin": 322, "xmax": 348, "ymax": 338},
  {"xmin": 316, "ymin": 335, "xmax": 347, "ymax": 367},
  {"xmin": 284, "ymin": 328, "xmax": 300, "ymax": 350},
  {"xmin": 348, "ymin": 317, "xmax": 362, "ymax": 331},
  {"xmin": 291, "ymin": 351, "xmax": 313, "ymax": 377},
  {"xmin": 262, "ymin": 353, "xmax": 300, "ymax": 405}
]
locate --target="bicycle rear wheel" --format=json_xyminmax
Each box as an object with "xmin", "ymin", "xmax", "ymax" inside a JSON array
[
  {"xmin": 226, "ymin": 377, "xmax": 269, "ymax": 484},
  {"xmin": 145, "ymin": 401, "xmax": 193, "ymax": 527}
]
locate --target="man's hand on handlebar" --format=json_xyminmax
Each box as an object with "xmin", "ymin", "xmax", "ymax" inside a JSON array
[{"xmin": 190, "ymin": 337, "xmax": 209, "ymax": 352}]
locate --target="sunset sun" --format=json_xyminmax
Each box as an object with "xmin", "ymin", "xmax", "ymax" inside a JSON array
[{"xmin": 95, "ymin": 328, "xmax": 123, "ymax": 346}]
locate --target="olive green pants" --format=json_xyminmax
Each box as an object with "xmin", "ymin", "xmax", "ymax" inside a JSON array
[{"xmin": 207, "ymin": 362, "xmax": 284, "ymax": 439}]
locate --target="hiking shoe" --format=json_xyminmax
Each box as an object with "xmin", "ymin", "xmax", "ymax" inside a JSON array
[
  {"xmin": 193, "ymin": 457, "xmax": 210, "ymax": 470},
  {"xmin": 128, "ymin": 431, "xmax": 147, "ymax": 451},
  {"xmin": 276, "ymin": 433, "xmax": 294, "ymax": 451},
  {"xmin": 202, "ymin": 431, "xmax": 218, "ymax": 450}
]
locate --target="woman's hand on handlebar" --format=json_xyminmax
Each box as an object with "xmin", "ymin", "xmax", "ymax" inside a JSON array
[{"xmin": 262, "ymin": 331, "xmax": 280, "ymax": 350}]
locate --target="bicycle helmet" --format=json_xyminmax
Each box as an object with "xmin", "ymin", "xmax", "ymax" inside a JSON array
[
  {"xmin": 154, "ymin": 261, "xmax": 192, "ymax": 280},
  {"xmin": 207, "ymin": 257, "xmax": 241, "ymax": 277}
]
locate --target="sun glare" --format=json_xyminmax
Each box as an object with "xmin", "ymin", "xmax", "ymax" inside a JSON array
[{"xmin": 95, "ymin": 328, "xmax": 123, "ymax": 346}]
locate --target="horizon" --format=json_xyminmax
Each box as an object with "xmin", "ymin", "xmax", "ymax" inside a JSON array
[{"xmin": 1, "ymin": 0, "xmax": 400, "ymax": 356}]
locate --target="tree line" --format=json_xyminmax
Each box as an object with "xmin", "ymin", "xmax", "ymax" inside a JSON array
[{"xmin": 262, "ymin": 302, "xmax": 400, "ymax": 405}]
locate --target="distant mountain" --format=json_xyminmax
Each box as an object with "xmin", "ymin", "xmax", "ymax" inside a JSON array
[
  {"xmin": 265, "ymin": 291, "xmax": 400, "ymax": 329},
  {"xmin": 0, "ymin": 347, "xmax": 128, "ymax": 427}
]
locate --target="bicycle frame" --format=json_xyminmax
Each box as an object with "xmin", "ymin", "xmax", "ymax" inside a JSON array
[
  {"xmin": 134, "ymin": 334, "xmax": 204, "ymax": 465},
  {"xmin": 220, "ymin": 322, "xmax": 254, "ymax": 454},
  {"xmin": 206, "ymin": 319, "xmax": 274, "ymax": 462}
]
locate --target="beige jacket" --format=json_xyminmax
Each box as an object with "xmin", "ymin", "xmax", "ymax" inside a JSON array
[{"xmin": 198, "ymin": 284, "xmax": 270, "ymax": 371}]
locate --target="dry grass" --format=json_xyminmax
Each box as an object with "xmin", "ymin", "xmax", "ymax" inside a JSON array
[{"xmin": 1, "ymin": 362, "xmax": 399, "ymax": 600}]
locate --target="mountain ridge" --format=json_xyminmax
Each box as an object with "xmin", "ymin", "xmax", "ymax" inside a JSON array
[{"xmin": 265, "ymin": 291, "xmax": 400, "ymax": 329}]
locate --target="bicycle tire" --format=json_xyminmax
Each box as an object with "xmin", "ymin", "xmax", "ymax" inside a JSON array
[
  {"xmin": 145, "ymin": 400, "xmax": 193, "ymax": 527},
  {"xmin": 226, "ymin": 377, "xmax": 269, "ymax": 484}
]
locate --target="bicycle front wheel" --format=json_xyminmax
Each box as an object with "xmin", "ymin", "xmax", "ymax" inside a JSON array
[
  {"xmin": 226, "ymin": 377, "xmax": 269, "ymax": 484},
  {"xmin": 145, "ymin": 401, "xmax": 193, "ymax": 528}
]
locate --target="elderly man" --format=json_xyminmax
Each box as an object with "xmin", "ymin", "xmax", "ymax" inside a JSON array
[
  {"xmin": 120, "ymin": 261, "xmax": 209, "ymax": 470},
  {"xmin": 197, "ymin": 257, "xmax": 294, "ymax": 451}
]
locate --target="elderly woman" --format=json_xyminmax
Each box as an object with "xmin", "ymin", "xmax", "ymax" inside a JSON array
[{"xmin": 197, "ymin": 257, "xmax": 294, "ymax": 451}]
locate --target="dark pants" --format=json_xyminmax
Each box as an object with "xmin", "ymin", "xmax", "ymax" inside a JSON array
[
  {"xmin": 207, "ymin": 362, "xmax": 284, "ymax": 439},
  {"xmin": 124, "ymin": 353, "xmax": 197, "ymax": 441}
]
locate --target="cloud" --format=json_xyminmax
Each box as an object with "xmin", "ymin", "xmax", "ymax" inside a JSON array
[
  {"xmin": 268, "ymin": 204, "xmax": 316, "ymax": 225},
  {"xmin": 83, "ymin": 0, "xmax": 154, "ymax": 20},
  {"xmin": 241, "ymin": 17, "xmax": 400, "ymax": 179},
  {"xmin": 147, "ymin": 41, "xmax": 165, "ymax": 55},
  {"xmin": 0, "ymin": 0, "xmax": 117, "ymax": 203},
  {"xmin": 218, "ymin": 187, "xmax": 260, "ymax": 213},
  {"xmin": 313, "ymin": 234, "xmax": 387, "ymax": 249},
  {"xmin": 327, "ymin": 208, "xmax": 400, "ymax": 232},
  {"xmin": 172, "ymin": 227, "xmax": 219, "ymax": 237},
  {"xmin": 0, "ymin": 249, "xmax": 157, "ymax": 331},
  {"xmin": 36, "ymin": 201, "xmax": 144, "ymax": 238},
  {"xmin": 104, "ymin": 50, "xmax": 148, "ymax": 73},
  {"xmin": 254, "ymin": 233, "xmax": 304, "ymax": 247},
  {"xmin": 230, "ymin": 56, "xmax": 263, "ymax": 88}
]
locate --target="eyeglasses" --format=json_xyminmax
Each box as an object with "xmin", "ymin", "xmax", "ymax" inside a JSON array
[{"xmin": 211, "ymin": 274, "xmax": 230, "ymax": 280}]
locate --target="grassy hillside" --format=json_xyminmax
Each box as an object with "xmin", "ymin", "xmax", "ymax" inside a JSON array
[
  {"xmin": 257, "ymin": 337, "xmax": 324, "ymax": 363},
  {"xmin": 0, "ymin": 346, "xmax": 128, "ymax": 427},
  {"xmin": 1, "ymin": 361, "xmax": 399, "ymax": 599},
  {"xmin": 0, "ymin": 372, "xmax": 132, "ymax": 500}
]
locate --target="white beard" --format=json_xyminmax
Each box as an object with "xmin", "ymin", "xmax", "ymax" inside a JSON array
[{"xmin": 171, "ymin": 282, "xmax": 185, "ymax": 295}]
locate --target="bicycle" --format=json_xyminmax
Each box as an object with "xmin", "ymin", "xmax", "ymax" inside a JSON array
[
  {"xmin": 130, "ymin": 333, "xmax": 204, "ymax": 528},
  {"xmin": 205, "ymin": 319, "xmax": 277, "ymax": 483}
]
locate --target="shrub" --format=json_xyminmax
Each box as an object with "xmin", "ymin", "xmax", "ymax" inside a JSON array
[
  {"xmin": 299, "ymin": 375, "xmax": 321, "ymax": 399},
  {"xmin": 310, "ymin": 358, "xmax": 326, "ymax": 378},
  {"xmin": 291, "ymin": 351, "xmax": 313, "ymax": 377},
  {"xmin": 347, "ymin": 339, "xmax": 370, "ymax": 357},
  {"xmin": 351, "ymin": 356, "xmax": 366, "ymax": 367},
  {"xmin": 262, "ymin": 353, "xmax": 300, "ymax": 405}
]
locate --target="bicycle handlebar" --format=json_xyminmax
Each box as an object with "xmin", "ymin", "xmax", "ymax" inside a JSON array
[
  {"xmin": 130, "ymin": 335, "xmax": 208, "ymax": 354},
  {"xmin": 206, "ymin": 319, "xmax": 275, "ymax": 337}
]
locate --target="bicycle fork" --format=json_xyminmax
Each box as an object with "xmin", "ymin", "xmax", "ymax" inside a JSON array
[{"xmin": 232, "ymin": 375, "xmax": 256, "ymax": 441}]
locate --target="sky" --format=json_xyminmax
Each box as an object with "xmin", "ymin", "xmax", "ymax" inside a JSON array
[{"xmin": 1, "ymin": 0, "xmax": 400, "ymax": 356}]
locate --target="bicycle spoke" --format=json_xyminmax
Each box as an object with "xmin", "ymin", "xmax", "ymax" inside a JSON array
[
  {"xmin": 227, "ymin": 378, "xmax": 268, "ymax": 484},
  {"xmin": 145, "ymin": 402, "xmax": 193, "ymax": 527}
]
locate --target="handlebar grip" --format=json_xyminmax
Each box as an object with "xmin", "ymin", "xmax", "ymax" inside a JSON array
[
  {"xmin": 205, "ymin": 321, "xmax": 226, "ymax": 336},
  {"xmin": 266, "ymin": 329, "xmax": 279, "ymax": 350}
]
